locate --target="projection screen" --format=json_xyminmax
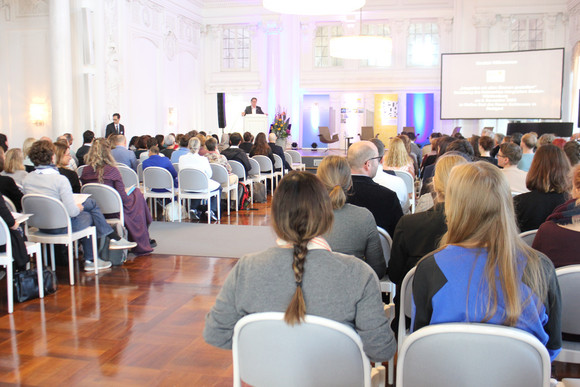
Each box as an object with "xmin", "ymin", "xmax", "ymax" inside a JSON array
[{"xmin": 440, "ymin": 48, "xmax": 564, "ymax": 120}]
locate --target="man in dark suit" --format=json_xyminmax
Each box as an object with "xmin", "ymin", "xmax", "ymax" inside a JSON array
[
  {"xmin": 221, "ymin": 132, "xmax": 252, "ymax": 174},
  {"xmin": 76, "ymin": 130, "xmax": 94, "ymax": 166},
  {"xmin": 105, "ymin": 113, "xmax": 125, "ymax": 138},
  {"xmin": 268, "ymin": 133, "xmax": 292, "ymax": 172},
  {"xmin": 242, "ymin": 98, "xmax": 264, "ymax": 116},
  {"xmin": 346, "ymin": 141, "xmax": 403, "ymax": 236}
]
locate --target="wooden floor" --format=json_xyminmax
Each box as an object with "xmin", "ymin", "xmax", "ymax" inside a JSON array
[{"xmin": 0, "ymin": 195, "xmax": 579, "ymax": 385}]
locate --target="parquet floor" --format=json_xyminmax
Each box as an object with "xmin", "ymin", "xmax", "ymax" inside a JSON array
[{"xmin": 0, "ymin": 195, "xmax": 578, "ymax": 385}]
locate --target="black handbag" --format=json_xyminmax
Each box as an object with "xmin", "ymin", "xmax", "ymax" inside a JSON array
[{"xmin": 13, "ymin": 268, "xmax": 58, "ymax": 303}]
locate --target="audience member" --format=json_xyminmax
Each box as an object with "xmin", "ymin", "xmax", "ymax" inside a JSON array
[
  {"xmin": 396, "ymin": 134, "xmax": 418, "ymax": 175},
  {"xmin": 239, "ymin": 131, "xmax": 254, "ymax": 153},
  {"xmin": 128, "ymin": 136, "xmax": 139, "ymax": 152},
  {"xmin": 250, "ymin": 132, "xmax": 276, "ymax": 168},
  {"xmin": 143, "ymin": 145, "xmax": 178, "ymax": 189},
  {"xmin": 552, "ymin": 138, "xmax": 566, "ymax": 149},
  {"xmin": 62, "ymin": 133, "xmax": 78, "ymax": 166},
  {"xmin": 532, "ymin": 164, "xmax": 580, "ymax": 268},
  {"xmin": 81, "ymin": 138, "xmax": 154, "ymax": 256},
  {"xmin": 217, "ymin": 133, "xmax": 230, "ymax": 153},
  {"xmin": 76, "ymin": 130, "xmax": 94, "ymax": 167},
  {"xmin": 370, "ymin": 138, "xmax": 408, "ymax": 212},
  {"xmin": 446, "ymin": 139, "xmax": 474, "ymax": 161},
  {"xmin": 0, "ymin": 195, "xmax": 29, "ymax": 271},
  {"xmin": 490, "ymin": 132, "xmax": 504, "ymax": 158},
  {"xmin": 1, "ymin": 148, "xmax": 28, "ymax": 186},
  {"xmin": 511, "ymin": 132, "xmax": 523, "ymax": 146},
  {"xmin": 412, "ymin": 161, "xmax": 562, "ymax": 361},
  {"xmin": 564, "ymin": 140, "xmax": 580, "ymax": 167},
  {"xmin": 268, "ymin": 133, "xmax": 292, "ymax": 172},
  {"xmin": 161, "ymin": 134, "xmax": 176, "ymax": 158},
  {"xmin": 317, "ymin": 155, "xmax": 386, "ymax": 278},
  {"xmin": 498, "ymin": 142, "xmax": 528, "ymax": 194},
  {"xmin": 179, "ymin": 137, "xmax": 221, "ymax": 221},
  {"xmin": 23, "ymin": 137, "xmax": 36, "ymax": 172},
  {"xmin": 111, "ymin": 135, "xmax": 139, "ymax": 171},
  {"xmin": 139, "ymin": 137, "xmax": 158, "ymax": 163},
  {"xmin": 538, "ymin": 133, "xmax": 555, "ymax": 147},
  {"xmin": 384, "ymin": 137, "xmax": 415, "ymax": 178},
  {"xmin": 203, "ymin": 171, "xmax": 397, "ymax": 363},
  {"xmin": 469, "ymin": 135, "xmax": 481, "ymax": 158},
  {"xmin": 389, "ymin": 153, "xmax": 467, "ymax": 332},
  {"xmin": 0, "ymin": 148, "xmax": 23, "ymax": 211},
  {"xmin": 421, "ymin": 132, "xmax": 441, "ymax": 160},
  {"xmin": 0, "ymin": 133, "xmax": 7, "ymax": 152},
  {"xmin": 170, "ymin": 134, "xmax": 190, "ymax": 163},
  {"xmin": 221, "ymin": 132, "xmax": 251, "ymax": 174},
  {"xmin": 205, "ymin": 137, "xmax": 238, "ymax": 186},
  {"xmin": 420, "ymin": 135, "xmax": 455, "ymax": 195},
  {"xmin": 134, "ymin": 135, "xmax": 151, "ymax": 159},
  {"xmin": 197, "ymin": 134, "xmax": 208, "ymax": 156},
  {"xmin": 514, "ymin": 144, "xmax": 571, "ymax": 232},
  {"xmin": 22, "ymin": 140, "xmax": 136, "ymax": 271},
  {"xmin": 347, "ymin": 141, "xmax": 403, "ymax": 236},
  {"xmin": 54, "ymin": 141, "xmax": 81, "ymax": 193},
  {"xmin": 404, "ymin": 131, "xmax": 422, "ymax": 164},
  {"xmin": 155, "ymin": 134, "xmax": 165, "ymax": 149},
  {"xmin": 517, "ymin": 132, "xmax": 537, "ymax": 172},
  {"xmin": 477, "ymin": 136, "xmax": 497, "ymax": 165}
]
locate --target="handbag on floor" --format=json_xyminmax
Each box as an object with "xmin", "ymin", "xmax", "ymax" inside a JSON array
[
  {"xmin": 163, "ymin": 201, "xmax": 186, "ymax": 222},
  {"xmin": 13, "ymin": 268, "xmax": 58, "ymax": 303},
  {"xmin": 252, "ymin": 182, "xmax": 267, "ymax": 203}
]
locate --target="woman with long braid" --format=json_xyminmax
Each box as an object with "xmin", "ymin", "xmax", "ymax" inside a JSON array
[{"xmin": 204, "ymin": 171, "xmax": 396, "ymax": 362}]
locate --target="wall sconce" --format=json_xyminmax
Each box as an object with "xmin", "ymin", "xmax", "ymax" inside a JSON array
[
  {"xmin": 30, "ymin": 102, "xmax": 47, "ymax": 126},
  {"xmin": 168, "ymin": 107, "xmax": 177, "ymax": 127}
]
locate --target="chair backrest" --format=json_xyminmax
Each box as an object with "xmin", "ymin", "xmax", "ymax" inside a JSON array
[
  {"xmin": 393, "ymin": 170, "xmax": 414, "ymax": 196},
  {"xmin": 287, "ymin": 150, "xmax": 302, "ymax": 164},
  {"xmin": 0, "ymin": 217, "xmax": 9, "ymax": 250},
  {"xmin": 248, "ymin": 158, "xmax": 261, "ymax": 176},
  {"xmin": 233, "ymin": 312, "xmax": 371, "ymax": 387},
  {"xmin": 2, "ymin": 195, "xmax": 17, "ymax": 213},
  {"xmin": 143, "ymin": 166, "xmax": 174, "ymax": 193},
  {"xmin": 173, "ymin": 163, "xmax": 179, "ymax": 173},
  {"xmin": 117, "ymin": 165, "xmax": 139, "ymax": 188},
  {"xmin": 253, "ymin": 155, "xmax": 273, "ymax": 173},
  {"xmin": 376, "ymin": 227, "xmax": 392, "ymax": 267},
  {"xmin": 273, "ymin": 154, "xmax": 283, "ymax": 170},
  {"xmin": 284, "ymin": 152, "xmax": 293, "ymax": 168},
  {"xmin": 397, "ymin": 323, "xmax": 551, "ymax": 387},
  {"xmin": 398, "ymin": 266, "xmax": 416, "ymax": 351},
  {"xmin": 318, "ymin": 126, "xmax": 331, "ymax": 140},
  {"xmin": 360, "ymin": 126, "xmax": 374, "ymax": 140},
  {"xmin": 210, "ymin": 163, "xmax": 229, "ymax": 185},
  {"xmin": 81, "ymin": 183, "xmax": 124, "ymax": 225},
  {"xmin": 556, "ymin": 265, "xmax": 580, "ymax": 335},
  {"xmin": 519, "ymin": 229, "xmax": 537, "ymax": 247},
  {"xmin": 139, "ymin": 152, "xmax": 149, "ymax": 162},
  {"xmin": 76, "ymin": 165, "xmax": 86, "ymax": 178},
  {"xmin": 136, "ymin": 162, "xmax": 144, "ymax": 183},
  {"xmin": 22, "ymin": 194, "xmax": 72, "ymax": 230},
  {"xmin": 229, "ymin": 160, "xmax": 247, "ymax": 180},
  {"xmin": 179, "ymin": 168, "xmax": 209, "ymax": 192}
]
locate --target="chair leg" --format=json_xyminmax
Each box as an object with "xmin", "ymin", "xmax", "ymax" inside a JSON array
[
  {"xmin": 68, "ymin": 243, "xmax": 75, "ymax": 286},
  {"xmin": 249, "ymin": 181, "xmax": 254, "ymax": 205},
  {"xmin": 6, "ymin": 263, "xmax": 13, "ymax": 313},
  {"xmin": 207, "ymin": 196, "xmax": 211, "ymax": 224},
  {"xmin": 217, "ymin": 193, "xmax": 221, "ymax": 220},
  {"xmin": 50, "ymin": 244, "xmax": 56, "ymax": 271},
  {"xmin": 42, "ymin": 244, "xmax": 47, "ymax": 266},
  {"xmin": 227, "ymin": 189, "xmax": 230, "ymax": 216},
  {"xmin": 36, "ymin": 250, "xmax": 44, "ymax": 299},
  {"xmin": 235, "ymin": 186, "xmax": 238, "ymax": 212},
  {"xmin": 91, "ymin": 231, "xmax": 99, "ymax": 275}
]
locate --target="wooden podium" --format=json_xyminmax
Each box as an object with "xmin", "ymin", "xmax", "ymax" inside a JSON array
[{"xmin": 243, "ymin": 115, "xmax": 269, "ymax": 138}]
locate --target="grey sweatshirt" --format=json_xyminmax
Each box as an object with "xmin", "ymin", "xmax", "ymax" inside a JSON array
[{"xmin": 203, "ymin": 247, "xmax": 397, "ymax": 362}]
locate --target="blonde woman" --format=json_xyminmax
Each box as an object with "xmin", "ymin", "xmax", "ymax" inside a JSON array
[
  {"xmin": 317, "ymin": 155, "xmax": 385, "ymax": 278},
  {"xmin": 22, "ymin": 137, "xmax": 36, "ymax": 171},
  {"xmin": 204, "ymin": 172, "xmax": 396, "ymax": 362},
  {"xmin": 81, "ymin": 138, "xmax": 153, "ymax": 256},
  {"xmin": 412, "ymin": 161, "xmax": 562, "ymax": 361},
  {"xmin": 384, "ymin": 136, "xmax": 415, "ymax": 178},
  {"xmin": 54, "ymin": 141, "xmax": 81, "ymax": 193},
  {"xmin": 1, "ymin": 148, "xmax": 28, "ymax": 186}
]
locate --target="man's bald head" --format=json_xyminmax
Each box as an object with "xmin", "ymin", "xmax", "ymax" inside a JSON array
[{"xmin": 347, "ymin": 141, "xmax": 380, "ymax": 177}]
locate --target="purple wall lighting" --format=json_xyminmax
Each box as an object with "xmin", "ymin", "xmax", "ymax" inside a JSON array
[{"xmin": 406, "ymin": 93, "xmax": 434, "ymax": 145}]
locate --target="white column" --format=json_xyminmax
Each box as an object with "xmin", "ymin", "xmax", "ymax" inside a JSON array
[
  {"xmin": 264, "ymin": 17, "xmax": 282, "ymax": 117},
  {"xmin": 472, "ymin": 14, "xmax": 496, "ymax": 52},
  {"xmin": 49, "ymin": 0, "xmax": 74, "ymax": 136}
]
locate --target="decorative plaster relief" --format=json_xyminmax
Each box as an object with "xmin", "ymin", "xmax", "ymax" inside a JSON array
[
  {"xmin": 472, "ymin": 14, "xmax": 497, "ymax": 29},
  {"xmin": 17, "ymin": 0, "xmax": 47, "ymax": 17},
  {"xmin": 165, "ymin": 30, "xmax": 176, "ymax": 60},
  {"xmin": 0, "ymin": 0, "xmax": 11, "ymax": 21}
]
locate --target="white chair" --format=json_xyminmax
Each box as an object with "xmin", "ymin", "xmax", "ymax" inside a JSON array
[
  {"xmin": 519, "ymin": 229, "xmax": 538, "ymax": 247},
  {"xmin": 136, "ymin": 162, "xmax": 144, "ymax": 185},
  {"xmin": 284, "ymin": 152, "xmax": 293, "ymax": 174},
  {"xmin": 253, "ymin": 155, "xmax": 276, "ymax": 193},
  {"xmin": 229, "ymin": 160, "xmax": 254, "ymax": 205},
  {"xmin": 178, "ymin": 168, "xmax": 220, "ymax": 224},
  {"xmin": 142, "ymin": 166, "xmax": 175, "ymax": 220},
  {"xmin": 398, "ymin": 266, "xmax": 416, "ymax": 352},
  {"xmin": 394, "ymin": 170, "xmax": 416, "ymax": 214},
  {"xmin": 80, "ymin": 183, "xmax": 124, "ymax": 230},
  {"xmin": 22, "ymin": 194, "xmax": 99, "ymax": 285},
  {"xmin": 210, "ymin": 163, "xmax": 238, "ymax": 215},
  {"xmin": 2, "ymin": 195, "xmax": 16, "ymax": 213},
  {"xmin": 273, "ymin": 153, "xmax": 284, "ymax": 182},
  {"xmin": 76, "ymin": 165, "xmax": 86, "ymax": 178},
  {"xmin": 287, "ymin": 149, "xmax": 306, "ymax": 171},
  {"xmin": 556, "ymin": 264, "xmax": 580, "ymax": 364},
  {"xmin": 0, "ymin": 218, "xmax": 44, "ymax": 313},
  {"xmin": 233, "ymin": 312, "xmax": 383, "ymax": 387},
  {"xmin": 397, "ymin": 323, "xmax": 552, "ymax": 387},
  {"xmin": 117, "ymin": 164, "xmax": 139, "ymax": 190},
  {"xmin": 172, "ymin": 163, "xmax": 179, "ymax": 173}
]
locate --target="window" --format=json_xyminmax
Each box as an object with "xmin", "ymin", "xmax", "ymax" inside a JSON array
[
  {"xmin": 222, "ymin": 26, "xmax": 250, "ymax": 70},
  {"xmin": 314, "ymin": 25, "xmax": 344, "ymax": 68},
  {"xmin": 510, "ymin": 17, "xmax": 543, "ymax": 51},
  {"xmin": 407, "ymin": 22, "xmax": 440, "ymax": 67},
  {"xmin": 361, "ymin": 23, "xmax": 392, "ymax": 67}
]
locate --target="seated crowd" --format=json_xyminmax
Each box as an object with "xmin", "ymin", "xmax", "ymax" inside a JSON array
[{"xmin": 1, "ymin": 127, "xmax": 579, "ymax": 377}]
